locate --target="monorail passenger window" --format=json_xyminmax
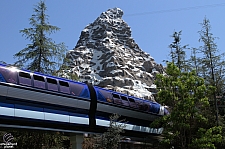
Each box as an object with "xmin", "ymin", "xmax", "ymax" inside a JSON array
[
  {"xmin": 18, "ymin": 71, "xmax": 31, "ymax": 86},
  {"xmin": 120, "ymin": 96, "xmax": 129, "ymax": 106},
  {"xmin": 59, "ymin": 80, "xmax": 70, "ymax": 94},
  {"xmin": 112, "ymin": 93, "xmax": 122, "ymax": 105},
  {"xmin": 46, "ymin": 78, "xmax": 58, "ymax": 92},
  {"xmin": 142, "ymin": 100, "xmax": 150, "ymax": 112},
  {"xmin": 113, "ymin": 94, "xmax": 120, "ymax": 98},
  {"xmin": 135, "ymin": 99, "xmax": 144, "ymax": 111},
  {"xmin": 33, "ymin": 75, "xmax": 45, "ymax": 89},
  {"xmin": 121, "ymin": 96, "xmax": 128, "ymax": 101},
  {"xmin": 128, "ymin": 98, "xmax": 137, "ymax": 108},
  {"xmin": 0, "ymin": 67, "xmax": 17, "ymax": 84}
]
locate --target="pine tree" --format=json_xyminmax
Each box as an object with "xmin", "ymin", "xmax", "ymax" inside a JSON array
[
  {"xmin": 198, "ymin": 17, "xmax": 225, "ymax": 96},
  {"xmin": 53, "ymin": 56, "xmax": 79, "ymax": 81},
  {"xmin": 187, "ymin": 47, "xmax": 201, "ymax": 75},
  {"xmin": 168, "ymin": 31, "xmax": 188, "ymax": 71},
  {"xmin": 11, "ymin": 1, "xmax": 69, "ymax": 148},
  {"xmin": 153, "ymin": 63, "xmax": 222, "ymax": 149},
  {"xmin": 197, "ymin": 17, "xmax": 225, "ymax": 125},
  {"xmin": 14, "ymin": 0, "xmax": 67, "ymax": 75}
]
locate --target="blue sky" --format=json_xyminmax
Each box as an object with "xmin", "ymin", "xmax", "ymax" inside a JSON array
[{"xmin": 1, "ymin": 1, "xmax": 225, "ymax": 65}]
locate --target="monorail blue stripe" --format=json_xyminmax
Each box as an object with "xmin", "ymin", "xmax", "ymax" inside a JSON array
[
  {"xmin": 15, "ymin": 104, "xmax": 44, "ymax": 112},
  {"xmin": 69, "ymin": 112, "xmax": 89, "ymax": 117},
  {"xmin": 44, "ymin": 108, "xmax": 69, "ymax": 115},
  {"xmin": 0, "ymin": 102, "xmax": 14, "ymax": 108}
]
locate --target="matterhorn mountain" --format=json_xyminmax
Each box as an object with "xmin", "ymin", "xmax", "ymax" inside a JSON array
[{"xmin": 65, "ymin": 8, "xmax": 165, "ymax": 101}]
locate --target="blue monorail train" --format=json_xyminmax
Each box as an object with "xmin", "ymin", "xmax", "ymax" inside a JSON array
[{"xmin": 0, "ymin": 63, "xmax": 168, "ymax": 133}]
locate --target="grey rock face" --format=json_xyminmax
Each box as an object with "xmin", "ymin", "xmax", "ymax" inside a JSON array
[{"xmin": 66, "ymin": 8, "xmax": 165, "ymax": 101}]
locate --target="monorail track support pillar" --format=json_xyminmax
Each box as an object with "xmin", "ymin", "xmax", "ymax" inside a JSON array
[{"xmin": 70, "ymin": 134, "xmax": 83, "ymax": 149}]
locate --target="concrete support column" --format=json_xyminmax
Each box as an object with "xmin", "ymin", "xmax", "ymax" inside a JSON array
[{"xmin": 70, "ymin": 134, "xmax": 83, "ymax": 149}]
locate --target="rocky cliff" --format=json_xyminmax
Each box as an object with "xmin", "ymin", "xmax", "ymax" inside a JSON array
[{"xmin": 65, "ymin": 8, "xmax": 165, "ymax": 101}]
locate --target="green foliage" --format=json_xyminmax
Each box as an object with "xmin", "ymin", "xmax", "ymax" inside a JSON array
[
  {"xmin": 187, "ymin": 47, "xmax": 201, "ymax": 76},
  {"xmin": 195, "ymin": 17, "xmax": 225, "ymax": 126},
  {"xmin": 14, "ymin": 0, "xmax": 67, "ymax": 75},
  {"xmin": 0, "ymin": 130, "xmax": 69, "ymax": 149},
  {"xmin": 168, "ymin": 30, "xmax": 189, "ymax": 71},
  {"xmin": 82, "ymin": 135, "xmax": 96, "ymax": 149},
  {"xmin": 94, "ymin": 114, "xmax": 126, "ymax": 149},
  {"xmin": 197, "ymin": 17, "xmax": 225, "ymax": 96},
  {"xmin": 52, "ymin": 56, "xmax": 79, "ymax": 81},
  {"xmin": 9, "ymin": 1, "xmax": 69, "ymax": 148},
  {"xmin": 54, "ymin": 70, "xmax": 79, "ymax": 81},
  {"xmin": 153, "ymin": 62, "xmax": 222, "ymax": 149},
  {"xmin": 189, "ymin": 126, "xmax": 222, "ymax": 149}
]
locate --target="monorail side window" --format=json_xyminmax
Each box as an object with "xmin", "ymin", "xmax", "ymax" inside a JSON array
[
  {"xmin": 128, "ymin": 98, "xmax": 135, "ymax": 102},
  {"xmin": 142, "ymin": 101, "xmax": 150, "ymax": 112},
  {"xmin": 19, "ymin": 72, "xmax": 31, "ymax": 78},
  {"xmin": 19, "ymin": 71, "xmax": 31, "ymax": 86},
  {"xmin": 112, "ymin": 93, "xmax": 122, "ymax": 105},
  {"xmin": 33, "ymin": 75, "xmax": 45, "ymax": 89},
  {"xmin": 112, "ymin": 94, "xmax": 120, "ymax": 99},
  {"xmin": 120, "ymin": 96, "xmax": 130, "ymax": 106},
  {"xmin": 0, "ymin": 67, "xmax": 17, "ymax": 84},
  {"xmin": 135, "ymin": 99, "xmax": 144, "ymax": 110},
  {"xmin": 128, "ymin": 98, "xmax": 137, "ymax": 108},
  {"xmin": 121, "ymin": 96, "xmax": 128, "ymax": 101},
  {"xmin": 59, "ymin": 80, "xmax": 70, "ymax": 94},
  {"xmin": 46, "ymin": 78, "xmax": 58, "ymax": 91}
]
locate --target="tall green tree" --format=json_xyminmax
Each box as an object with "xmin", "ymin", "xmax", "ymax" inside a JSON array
[
  {"xmin": 11, "ymin": 1, "xmax": 69, "ymax": 148},
  {"xmin": 198, "ymin": 17, "xmax": 225, "ymax": 96},
  {"xmin": 197, "ymin": 17, "xmax": 225, "ymax": 125},
  {"xmin": 169, "ymin": 31, "xmax": 188, "ymax": 71},
  {"xmin": 187, "ymin": 47, "xmax": 201, "ymax": 75},
  {"xmin": 153, "ymin": 63, "xmax": 222, "ymax": 149},
  {"xmin": 14, "ymin": 0, "xmax": 67, "ymax": 75}
]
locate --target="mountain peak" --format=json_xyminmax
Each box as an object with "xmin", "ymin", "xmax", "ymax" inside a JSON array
[
  {"xmin": 99, "ymin": 8, "xmax": 123, "ymax": 20},
  {"xmin": 65, "ymin": 8, "xmax": 165, "ymax": 101}
]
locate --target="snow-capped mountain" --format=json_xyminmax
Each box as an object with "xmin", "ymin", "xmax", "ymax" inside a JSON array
[{"xmin": 66, "ymin": 8, "xmax": 165, "ymax": 101}]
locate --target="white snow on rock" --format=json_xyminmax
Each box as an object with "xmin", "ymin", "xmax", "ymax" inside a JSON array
[{"xmin": 65, "ymin": 8, "xmax": 165, "ymax": 101}]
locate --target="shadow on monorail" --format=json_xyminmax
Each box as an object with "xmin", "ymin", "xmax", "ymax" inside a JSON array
[{"xmin": 0, "ymin": 63, "xmax": 168, "ymax": 135}]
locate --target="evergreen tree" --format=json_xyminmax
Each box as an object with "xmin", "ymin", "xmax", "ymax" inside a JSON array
[
  {"xmin": 197, "ymin": 17, "xmax": 225, "ymax": 125},
  {"xmin": 11, "ymin": 1, "xmax": 69, "ymax": 148},
  {"xmin": 169, "ymin": 31, "xmax": 188, "ymax": 71},
  {"xmin": 53, "ymin": 55, "xmax": 79, "ymax": 81},
  {"xmin": 187, "ymin": 47, "xmax": 201, "ymax": 75},
  {"xmin": 94, "ymin": 114, "xmax": 126, "ymax": 149},
  {"xmin": 153, "ymin": 63, "xmax": 222, "ymax": 149},
  {"xmin": 14, "ymin": 0, "xmax": 67, "ymax": 75},
  {"xmin": 13, "ymin": 130, "xmax": 69, "ymax": 149},
  {"xmin": 198, "ymin": 17, "xmax": 225, "ymax": 96}
]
